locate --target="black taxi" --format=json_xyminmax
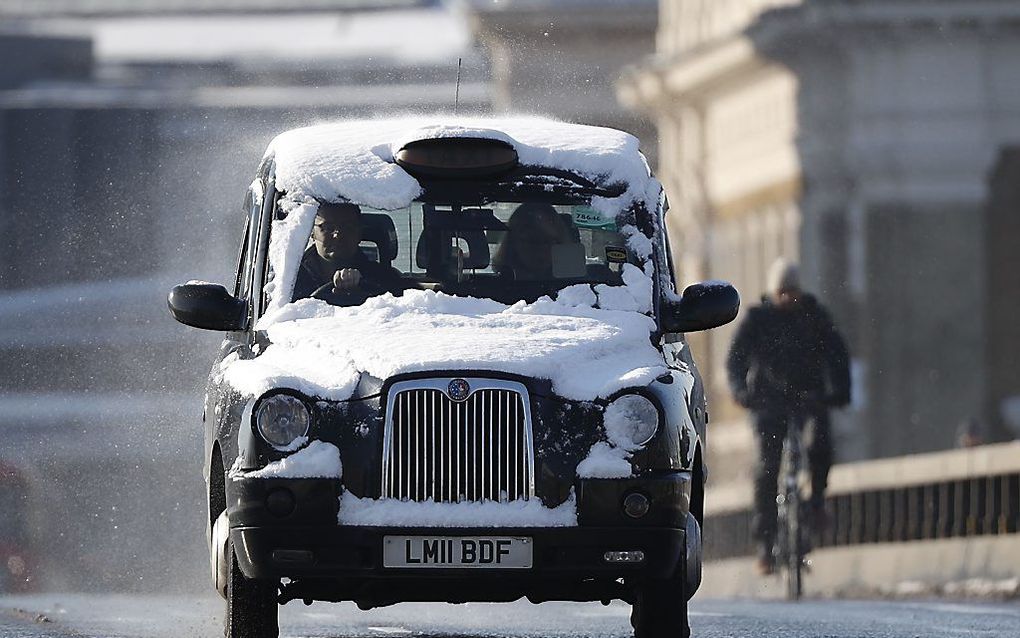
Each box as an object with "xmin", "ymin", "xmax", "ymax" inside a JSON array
[{"xmin": 168, "ymin": 118, "xmax": 739, "ymax": 638}]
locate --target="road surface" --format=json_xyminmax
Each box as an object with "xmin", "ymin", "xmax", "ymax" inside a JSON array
[{"xmin": 2, "ymin": 594, "xmax": 1018, "ymax": 637}]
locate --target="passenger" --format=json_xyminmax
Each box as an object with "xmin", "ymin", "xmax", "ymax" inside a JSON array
[
  {"xmin": 292, "ymin": 202, "xmax": 407, "ymax": 304},
  {"xmin": 492, "ymin": 203, "xmax": 572, "ymax": 280}
]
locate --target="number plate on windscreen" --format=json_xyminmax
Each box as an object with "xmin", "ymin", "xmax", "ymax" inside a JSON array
[{"xmin": 383, "ymin": 536, "xmax": 533, "ymax": 569}]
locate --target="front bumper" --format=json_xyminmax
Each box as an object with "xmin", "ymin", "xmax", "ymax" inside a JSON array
[
  {"xmin": 225, "ymin": 472, "xmax": 691, "ymax": 604},
  {"xmin": 234, "ymin": 524, "xmax": 684, "ymax": 605}
]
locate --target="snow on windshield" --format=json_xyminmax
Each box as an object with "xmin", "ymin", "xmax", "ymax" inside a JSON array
[
  {"xmin": 260, "ymin": 117, "xmax": 661, "ymax": 311},
  {"xmin": 262, "ymin": 117, "xmax": 662, "ymax": 309}
]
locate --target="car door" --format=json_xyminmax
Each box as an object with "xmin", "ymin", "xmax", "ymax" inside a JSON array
[{"xmin": 203, "ymin": 175, "xmax": 266, "ymax": 472}]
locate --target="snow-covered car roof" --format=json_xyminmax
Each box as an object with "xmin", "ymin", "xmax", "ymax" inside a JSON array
[
  {"xmin": 225, "ymin": 116, "xmax": 672, "ymax": 406},
  {"xmin": 266, "ymin": 116, "xmax": 658, "ymax": 212}
]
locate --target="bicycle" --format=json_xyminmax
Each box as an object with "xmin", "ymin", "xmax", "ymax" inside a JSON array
[{"xmin": 774, "ymin": 411, "xmax": 810, "ymax": 600}]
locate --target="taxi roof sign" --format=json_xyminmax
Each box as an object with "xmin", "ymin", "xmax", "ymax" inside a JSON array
[{"xmin": 395, "ymin": 138, "xmax": 519, "ymax": 178}]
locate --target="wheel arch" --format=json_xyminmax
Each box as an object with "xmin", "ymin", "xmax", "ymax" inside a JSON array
[
  {"xmin": 690, "ymin": 443, "xmax": 705, "ymax": 525},
  {"xmin": 209, "ymin": 441, "xmax": 227, "ymax": 533}
]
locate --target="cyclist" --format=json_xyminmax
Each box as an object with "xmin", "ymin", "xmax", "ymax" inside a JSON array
[{"xmin": 726, "ymin": 259, "xmax": 851, "ymax": 575}]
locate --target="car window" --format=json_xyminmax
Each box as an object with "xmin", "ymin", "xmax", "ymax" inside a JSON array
[
  {"xmin": 292, "ymin": 200, "xmax": 634, "ymax": 306},
  {"xmin": 236, "ymin": 180, "xmax": 262, "ymax": 301},
  {"xmin": 657, "ymin": 200, "xmax": 678, "ymax": 296},
  {"xmin": 232, "ymin": 212, "xmax": 250, "ymax": 297}
]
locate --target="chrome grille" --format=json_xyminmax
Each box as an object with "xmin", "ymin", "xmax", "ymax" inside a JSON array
[{"xmin": 382, "ymin": 379, "xmax": 535, "ymax": 503}]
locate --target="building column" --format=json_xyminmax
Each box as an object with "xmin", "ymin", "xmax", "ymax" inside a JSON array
[{"xmin": 985, "ymin": 148, "xmax": 1020, "ymax": 442}]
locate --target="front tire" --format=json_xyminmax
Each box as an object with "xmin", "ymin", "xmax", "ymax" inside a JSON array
[
  {"xmin": 785, "ymin": 497, "xmax": 804, "ymax": 600},
  {"xmin": 225, "ymin": 535, "xmax": 279, "ymax": 638},
  {"xmin": 779, "ymin": 486, "xmax": 804, "ymax": 600},
  {"xmin": 685, "ymin": 514, "xmax": 703, "ymax": 600},
  {"xmin": 631, "ymin": 569, "xmax": 690, "ymax": 638}
]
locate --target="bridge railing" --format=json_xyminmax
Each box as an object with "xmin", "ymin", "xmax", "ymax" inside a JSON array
[{"xmin": 703, "ymin": 441, "xmax": 1020, "ymax": 560}]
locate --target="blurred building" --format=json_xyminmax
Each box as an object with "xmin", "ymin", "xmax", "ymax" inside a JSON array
[
  {"xmin": 0, "ymin": 0, "xmax": 663, "ymax": 593},
  {"xmin": 619, "ymin": 0, "xmax": 1020, "ymax": 471},
  {"xmin": 464, "ymin": 0, "xmax": 659, "ymax": 163},
  {"xmin": 0, "ymin": 0, "xmax": 488, "ymax": 591}
]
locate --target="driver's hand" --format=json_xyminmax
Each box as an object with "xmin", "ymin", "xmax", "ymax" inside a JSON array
[{"xmin": 333, "ymin": 268, "xmax": 362, "ymax": 291}]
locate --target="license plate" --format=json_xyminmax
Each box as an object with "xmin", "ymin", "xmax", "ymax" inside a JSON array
[{"xmin": 383, "ymin": 536, "xmax": 533, "ymax": 569}]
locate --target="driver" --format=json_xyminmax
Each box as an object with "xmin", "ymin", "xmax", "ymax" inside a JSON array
[{"xmin": 292, "ymin": 202, "xmax": 407, "ymax": 304}]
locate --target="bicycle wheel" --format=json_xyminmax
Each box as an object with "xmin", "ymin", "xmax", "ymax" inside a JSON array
[
  {"xmin": 783, "ymin": 479, "xmax": 803, "ymax": 600},
  {"xmin": 776, "ymin": 430, "xmax": 804, "ymax": 600}
]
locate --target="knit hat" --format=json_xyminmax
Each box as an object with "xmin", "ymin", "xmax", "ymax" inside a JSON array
[{"xmin": 766, "ymin": 258, "xmax": 800, "ymax": 295}]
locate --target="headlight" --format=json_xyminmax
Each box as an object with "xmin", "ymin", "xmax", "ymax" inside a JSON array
[
  {"xmin": 255, "ymin": 394, "xmax": 311, "ymax": 450},
  {"xmin": 604, "ymin": 394, "xmax": 659, "ymax": 450}
]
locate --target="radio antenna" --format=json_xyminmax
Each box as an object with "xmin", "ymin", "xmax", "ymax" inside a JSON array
[{"xmin": 455, "ymin": 57, "xmax": 463, "ymax": 114}]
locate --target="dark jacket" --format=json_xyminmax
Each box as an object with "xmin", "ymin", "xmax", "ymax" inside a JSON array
[
  {"xmin": 292, "ymin": 246, "xmax": 407, "ymax": 303},
  {"xmin": 726, "ymin": 294, "xmax": 851, "ymax": 411}
]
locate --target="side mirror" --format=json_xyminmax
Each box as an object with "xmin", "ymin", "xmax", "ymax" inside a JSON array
[
  {"xmin": 662, "ymin": 281, "xmax": 740, "ymax": 333},
  {"xmin": 167, "ymin": 282, "xmax": 247, "ymax": 331}
]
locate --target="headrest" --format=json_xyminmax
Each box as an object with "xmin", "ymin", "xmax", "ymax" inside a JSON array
[
  {"xmin": 559, "ymin": 213, "xmax": 581, "ymax": 242},
  {"xmin": 416, "ymin": 229, "xmax": 491, "ymax": 272},
  {"xmin": 359, "ymin": 213, "xmax": 398, "ymax": 264}
]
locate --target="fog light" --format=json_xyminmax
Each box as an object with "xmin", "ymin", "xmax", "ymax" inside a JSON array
[
  {"xmin": 604, "ymin": 551, "xmax": 645, "ymax": 563},
  {"xmin": 265, "ymin": 488, "xmax": 296, "ymax": 517},
  {"xmin": 272, "ymin": 550, "xmax": 313, "ymax": 565},
  {"xmin": 623, "ymin": 492, "xmax": 650, "ymax": 518}
]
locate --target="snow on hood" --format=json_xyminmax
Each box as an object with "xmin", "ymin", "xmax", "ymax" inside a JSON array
[{"xmin": 222, "ymin": 277, "xmax": 667, "ymax": 403}]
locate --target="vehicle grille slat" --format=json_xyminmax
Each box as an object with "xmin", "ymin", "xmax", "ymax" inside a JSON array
[
  {"xmin": 498, "ymin": 390, "xmax": 505, "ymax": 501},
  {"xmin": 473, "ymin": 395, "xmax": 480, "ymax": 501},
  {"xmin": 457, "ymin": 398, "xmax": 462, "ymax": 501},
  {"xmin": 383, "ymin": 381, "xmax": 533, "ymax": 504},
  {"xmin": 396, "ymin": 392, "xmax": 403, "ymax": 500},
  {"xmin": 483, "ymin": 389, "xmax": 487, "ymax": 500},
  {"xmin": 513, "ymin": 394, "xmax": 518, "ymax": 498},
  {"xmin": 492, "ymin": 391, "xmax": 498, "ymax": 502}
]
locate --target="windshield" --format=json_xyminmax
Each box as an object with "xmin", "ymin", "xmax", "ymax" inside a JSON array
[{"xmin": 290, "ymin": 200, "xmax": 636, "ymax": 306}]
